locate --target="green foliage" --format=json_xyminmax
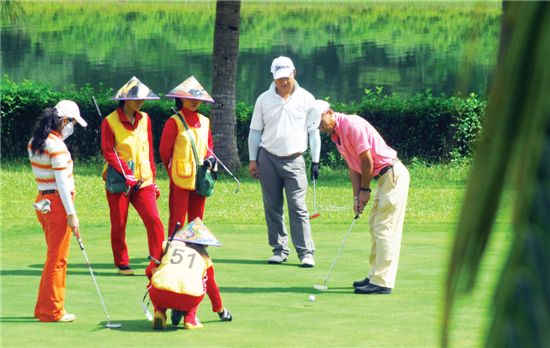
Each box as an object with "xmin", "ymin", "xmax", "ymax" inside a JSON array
[
  {"xmin": 443, "ymin": 2, "xmax": 550, "ymax": 347},
  {"xmin": 1, "ymin": 78, "xmax": 485, "ymax": 164}
]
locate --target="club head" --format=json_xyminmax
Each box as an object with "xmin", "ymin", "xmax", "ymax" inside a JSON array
[
  {"xmin": 141, "ymin": 303, "xmax": 153, "ymax": 321},
  {"xmin": 313, "ymin": 284, "xmax": 328, "ymax": 291},
  {"xmin": 105, "ymin": 323, "xmax": 122, "ymax": 329},
  {"xmin": 309, "ymin": 213, "xmax": 320, "ymax": 220}
]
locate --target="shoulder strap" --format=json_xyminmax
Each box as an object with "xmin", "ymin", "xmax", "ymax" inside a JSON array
[{"xmin": 176, "ymin": 112, "xmax": 200, "ymax": 165}]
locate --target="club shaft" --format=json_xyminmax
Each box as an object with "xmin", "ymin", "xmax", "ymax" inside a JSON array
[
  {"xmin": 207, "ymin": 148, "xmax": 241, "ymax": 190},
  {"xmin": 76, "ymin": 236, "xmax": 113, "ymax": 323},
  {"xmin": 322, "ymin": 216, "xmax": 359, "ymax": 285},
  {"xmin": 92, "ymin": 96, "xmax": 103, "ymax": 119},
  {"xmin": 313, "ymin": 179, "xmax": 317, "ymax": 213}
]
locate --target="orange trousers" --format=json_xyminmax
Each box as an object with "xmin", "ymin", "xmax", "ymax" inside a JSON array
[{"xmin": 34, "ymin": 192, "xmax": 72, "ymax": 322}]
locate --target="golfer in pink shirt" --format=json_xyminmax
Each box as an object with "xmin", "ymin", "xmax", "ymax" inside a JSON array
[{"xmin": 311, "ymin": 100, "xmax": 410, "ymax": 294}]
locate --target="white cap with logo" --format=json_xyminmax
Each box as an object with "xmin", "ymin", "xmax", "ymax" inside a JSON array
[
  {"xmin": 307, "ymin": 100, "xmax": 330, "ymax": 131},
  {"xmin": 55, "ymin": 100, "xmax": 87, "ymax": 127},
  {"xmin": 271, "ymin": 56, "xmax": 295, "ymax": 79}
]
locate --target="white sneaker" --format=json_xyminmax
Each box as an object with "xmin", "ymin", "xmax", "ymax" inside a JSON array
[
  {"xmin": 57, "ymin": 313, "xmax": 76, "ymax": 322},
  {"xmin": 268, "ymin": 254, "xmax": 288, "ymax": 264},
  {"xmin": 300, "ymin": 255, "xmax": 315, "ymax": 268}
]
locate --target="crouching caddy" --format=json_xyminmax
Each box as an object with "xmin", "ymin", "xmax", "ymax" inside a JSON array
[
  {"xmin": 312, "ymin": 100, "xmax": 410, "ymax": 295},
  {"xmin": 146, "ymin": 218, "xmax": 232, "ymax": 330}
]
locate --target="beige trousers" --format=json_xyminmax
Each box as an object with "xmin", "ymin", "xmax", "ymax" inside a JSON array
[{"xmin": 368, "ymin": 160, "xmax": 410, "ymax": 288}]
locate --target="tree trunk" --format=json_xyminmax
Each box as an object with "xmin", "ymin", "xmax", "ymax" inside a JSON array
[{"xmin": 210, "ymin": 0, "xmax": 241, "ymax": 172}]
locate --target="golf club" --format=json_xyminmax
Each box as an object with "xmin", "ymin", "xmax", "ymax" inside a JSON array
[
  {"xmin": 140, "ymin": 222, "xmax": 180, "ymax": 321},
  {"xmin": 170, "ymin": 107, "xmax": 241, "ymax": 193},
  {"xmin": 207, "ymin": 148, "xmax": 241, "ymax": 193},
  {"xmin": 313, "ymin": 214, "xmax": 360, "ymax": 291},
  {"xmin": 72, "ymin": 230, "xmax": 122, "ymax": 328},
  {"xmin": 141, "ymin": 286, "xmax": 153, "ymax": 321},
  {"xmin": 309, "ymin": 179, "xmax": 320, "ymax": 219}
]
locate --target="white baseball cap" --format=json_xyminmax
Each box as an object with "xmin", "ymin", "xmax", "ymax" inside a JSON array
[
  {"xmin": 270, "ymin": 56, "xmax": 295, "ymax": 79},
  {"xmin": 55, "ymin": 100, "xmax": 87, "ymax": 127},
  {"xmin": 307, "ymin": 100, "xmax": 330, "ymax": 131}
]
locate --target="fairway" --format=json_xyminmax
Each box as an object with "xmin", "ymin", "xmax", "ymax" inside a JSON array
[{"xmin": 1, "ymin": 163, "xmax": 511, "ymax": 347}]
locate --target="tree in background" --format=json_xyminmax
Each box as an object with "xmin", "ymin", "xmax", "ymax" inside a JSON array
[
  {"xmin": 210, "ymin": 0, "xmax": 241, "ymax": 171},
  {"xmin": 1, "ymin": 0, "xmax": 24, "ymax": 24},
  {"xmin": 443, "ymin": 2, "xmax": 549, "ymax": 347}
]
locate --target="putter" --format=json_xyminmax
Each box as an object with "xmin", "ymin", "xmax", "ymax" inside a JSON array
[
  {"xmin": 309, "ymin": 179, "xmax": 320, "ymax": 219},
  {"xmin": 72, "ymin": 230, "xmax": 122, "ymax": 328},
  {"xmin": 313, "ymin": 215, "xmax": 360, "ymax": 291},
  {"xmin": 170, "ymin": 107, "xmax": 241, "ymax": 193},
  {"xmin": 140, "ymin": 222, "xmax": 181, "ymax": 321}
]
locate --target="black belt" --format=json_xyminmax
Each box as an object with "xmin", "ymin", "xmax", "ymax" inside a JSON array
[
  {"xmin": 264, "ymin": 149, "xmax": 303, "ymax": 159},
  {"xmin": 374, "ymin": 165, "xmax": 393, "ymax": 180},
  {"xmin": 40, "ymin": 190, "xmax": 57, "ymax": 195}
]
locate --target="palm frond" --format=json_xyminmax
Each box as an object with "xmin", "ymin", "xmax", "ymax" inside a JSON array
[{"xmin": 442, "ymin": 2, "xmax": 550, "ymax": 347}]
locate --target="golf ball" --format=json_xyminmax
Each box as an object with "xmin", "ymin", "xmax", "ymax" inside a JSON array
[{"xmin": 308, "ymin": 294, "xmax": 315, "ymax": 302}]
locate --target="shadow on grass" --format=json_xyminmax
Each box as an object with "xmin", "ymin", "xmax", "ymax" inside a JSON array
[
  {"xmin": 93, "ymin": 319, "xmax": 229, "ymax": 333},
  {"xmin": 0, "ymin": 268, "xmax": 147, "ymax": 277},
  {"xmin": 219, "ymin": 285, "xmax": 355, "ymax": 295},
  {"xmin": 213, "ymin": 258, "xmax": 303, "ymax": 267},
  {"xmin": 0, "ymin": 316, "xmax": 37, "ymax": 323}
]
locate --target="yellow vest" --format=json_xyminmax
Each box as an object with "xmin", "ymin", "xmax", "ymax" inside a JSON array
[
  {"xmin": 102, "ymin": 110, "xmax": 153, "ymax": 187},
  {"xmin": 151, "ymin": 241, "xmax": 212, "ymax": 296},
  {"xmin": 170, "ymin": 113, "xmax": 210, "ymax": 190}
]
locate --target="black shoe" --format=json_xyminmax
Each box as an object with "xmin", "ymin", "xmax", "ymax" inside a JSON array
[
  {"xmin": 171, "ymin": 309, "xmax": 184, "ymax": 326},
  {"xmin": 352, "ymin": 277, "xmax": 370, "ymax": 288},
  {"xmin": 117, "ymin": 266, "xmax": 134, "ymax": 276},
  {"xmin": 354, "ymin": 283, "xmax": 392, "ymax": 295}
]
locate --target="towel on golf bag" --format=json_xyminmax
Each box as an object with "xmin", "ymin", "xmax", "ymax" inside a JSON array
[{"xmin": 151, "ymin": 240, "xmax": 211, "ymax": 296}]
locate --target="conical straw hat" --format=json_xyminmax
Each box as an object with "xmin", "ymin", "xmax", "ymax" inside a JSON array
[
  {"xmin": 173, "ymin": 218, "xmax": 222, "ymax": 247},
  {"xmin": 113, "ymin": 76, "xmax": 160, "ymax": 100},
  {"xmin": 165, "ymin": 76, "xmax": 214, "ymax": 103}
]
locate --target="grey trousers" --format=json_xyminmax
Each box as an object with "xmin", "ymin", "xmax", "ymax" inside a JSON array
[{"xmin": 257, "ymin": 149, "xmax": 315, "ymax": 259}]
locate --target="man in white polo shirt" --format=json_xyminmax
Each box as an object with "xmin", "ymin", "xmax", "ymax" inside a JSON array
[{"xmin": 248, "ymin": 56, "xmax": 321, "ymax": 267}]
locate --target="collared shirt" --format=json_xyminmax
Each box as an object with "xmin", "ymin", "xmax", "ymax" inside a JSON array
[
  {"xmin": 28, "ymin": 131, "xmax": 76, "ymax": 215},
  {"xmin": 331, "ymin": 113, "xmax": 397, "ymax": 176},
  {"xmin": 250, "ymin": 81, "xmax": 314, "ymax": 157},
  {"xmin": 28, "ymin": 131, "xmax": 74, "ymax": 191}
]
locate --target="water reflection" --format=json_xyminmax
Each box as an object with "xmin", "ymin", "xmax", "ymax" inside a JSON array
[{"xmin": 1, "ymin": 2, "xmax": 500, "ymax": 103}]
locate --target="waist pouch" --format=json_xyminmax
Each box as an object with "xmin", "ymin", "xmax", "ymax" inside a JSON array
[{"xmin": 106, "ymin": 160, "xmax": 134, "ymax": 194}]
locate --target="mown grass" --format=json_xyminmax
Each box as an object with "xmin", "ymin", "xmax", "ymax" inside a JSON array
[{"xmin": 1, "ymin": 160, "xmax": 512, "ymax": 347}]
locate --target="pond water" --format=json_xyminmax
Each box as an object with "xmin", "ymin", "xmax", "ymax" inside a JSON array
[{"xmin": 1, "ymin": 1, "xmax": 501, "ymax": 104}]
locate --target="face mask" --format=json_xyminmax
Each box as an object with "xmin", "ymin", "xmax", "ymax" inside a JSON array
[{"xmin": 61, "ymin": 121, "xmax": 74, "ymax": 140}]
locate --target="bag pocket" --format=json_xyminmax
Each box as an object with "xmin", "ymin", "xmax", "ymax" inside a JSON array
[{"xmin": 176, "ymin": 160, "xmax": 194, "ymax": 178}]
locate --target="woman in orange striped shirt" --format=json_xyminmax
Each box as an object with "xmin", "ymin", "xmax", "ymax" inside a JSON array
[{"xmin": 28, "ymin": 100, "xmax": 87, "ymax": 322}]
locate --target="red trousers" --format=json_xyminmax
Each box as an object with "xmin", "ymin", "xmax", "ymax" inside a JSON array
[
  {"xmin": 34, "ymin": 192, "xmax": 72, "ymax": 322},
  {"xmin": 167, "ymin": 181, "xmax": 206, "ymax": 236},
  {"xmin": 106, "ymin": 184, "xmax": 164, "ymax": 267},
  {"xmin": 149, "ymin": 287, "xmax": 203, "ymax": 324}
]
